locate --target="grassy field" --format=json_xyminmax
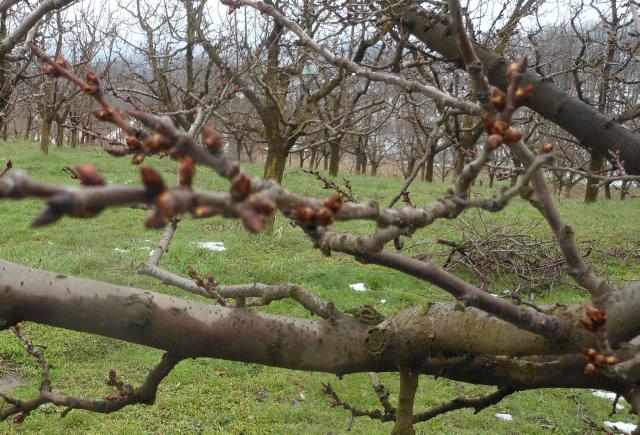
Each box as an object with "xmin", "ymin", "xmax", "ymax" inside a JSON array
[{"xmin": 0, "ymin": 141, "xmax": 639, "ymax": 434}]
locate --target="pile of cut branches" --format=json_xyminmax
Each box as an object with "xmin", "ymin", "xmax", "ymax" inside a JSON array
[{"xmin": 435, "ymin": 215, "xmax": 591, "ymax": 299}]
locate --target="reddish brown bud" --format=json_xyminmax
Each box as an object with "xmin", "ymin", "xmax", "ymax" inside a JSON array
[
  {"xmin": 13, "ymin": 413, "xmax": 27, "ymax": 424},
  {"xmin": 506, "ymin": 60, "xmax": 525, "ymax": 79},
  {"xmin": 594, "ymin": 354, "xmax": 606, "ymax": 366},
  {"xmin": 606, "ymin": 355, "xmax": 619, "ymax": 366},
  {"xmin": 55, "ymin": 55, "xmax": 69, "ymax": 69},
  {"xmin": 41, "ymin": 65, "xmax": 60, "ymax": 77},
  {"xmin": 155, "ymin": 191, "xmax": 177, "ymax": 218},
  {"xmin": 584, "ymin": 363, "xmax": 597, "ymax": 375},
  {"xmin": 178, "ymin": 155, "xmax": 195, "ymax": 188},
  {"xmin": 126, "ymin": 135, "xmax": 139, "ymax": 148},
  {"xmin": 230, "ymin": 174, "xmax": 251, "ymax": 200},
  {"xmin": 487, "ymin": 134, "xmax": 503, "ymax": 150},
  {"xmin": 323, "ymin": 194, "xmax": 343, "ymax": 213},
  {"xmin": 514, "ymin": 84, "xmax": 535, "ymax": 104},
  {"xmin": 541, "ymin": 143, "xmax": 554, "ymax": 154},
  {"xmin": 192, "ymin": 205, "xmax": 217, "ymax": 218},
  {"xmin": 579, "ymin": 317, "xmax": 595, "ymax": 331},
  {"xmin": 503, "ymin": 128, "xmax": 522, "ymax": 144},
  {"xmin": 108, "ymin": 369, "xmax": 117, "ymax": 378},
  {"xmin": 131, "ymin": 153, "xmax": 145, "ymax": 165},
  {"xmin": 491, "ymin": 120, "xmax": 509, "ymax": 135},
  {"xmin": 76, "ymin": 164, "xmax": 105, "ymax": 186},
  {"xmin": 203, "ymin": 125, "xmax": 223, "ymax": 152},
  {"xmin": 140, "ymin": 166, "xmax": 166, "ymax": 195},
  {"xmin": 490, "ymin": 88, "xmax": 506, "ymax": 111},
  {"xmin": 585, "ymin": 305, "xmax": 602, "ymax": 317},
  {"xmin": 143, "ymin": 133, "xmax": 172, "ymax": 152},
  {"xmin": 482, "ymin": 113, "xmax": 496, "ymax": 132},
  {"xmin": 83, "ymin": 84, "xmax": 98, "ymax": 95},
  {"xmin": 585, "ymin": 305, "xmax": 607, "ymax": 326},
  {"xmin": 583, "ymin": 348, "xmax": 598, "ymax": 360},
  {"xmin": 315, "ymin": 207, "xmax": 333, "ymax": 226},
  {"xmin": 145, "ymin": 211, "xmax": 168, "ymax": 229},
  {"xmin": 92, "ymin": 107, "xmax": 114, "ymax": 122},
  {"xmin": 295, "ymin": 207, "xmax": 315, "ymax": 224},
  {"xmin": 86, "ymin": 70, "xmax": 99, "ymax": 86}
]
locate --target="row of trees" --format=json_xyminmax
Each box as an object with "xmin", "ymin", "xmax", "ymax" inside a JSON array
[
  {"xmin": 0, "ymin": 0, "xmax": 637, "ymax": 201},
  {"xmin": 0, "ymin": 0, "xmax": 640, "ymax": 433}
]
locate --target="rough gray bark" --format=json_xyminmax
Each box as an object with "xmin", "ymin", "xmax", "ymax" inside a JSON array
[{"xmin": 399, "ymin": 4, "xmax": 640, "ymax": 175}]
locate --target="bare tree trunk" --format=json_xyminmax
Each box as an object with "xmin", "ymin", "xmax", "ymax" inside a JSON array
[
  {"xmin": 309, "ymin": 146, "xmax": 317, "ymax": 169},
  {"xmin": 264, "ymin": 147, "xmax": 288, "ymax": 183},
  {"xmin": 24, "ymin": 113, "xmax": 33, "ymax": 141},
  {"xmin": 584, "ymin": 152, "xmax": 604, "ymax": 203},
  {"xmin": 55, "ymin": 120, "xmax": 65, "ymax": 148},
  {"xmin": 40, "ymin": 115, "xmax": 53, "ymax": 154},
  {"xmin": 329, "ymin": 140, "xmax": 340, "ymax": 176},
  {"xmin": 70, "ymin": 127, "xmax": 79, "ymax": 148},
  {"xmin": 425, "ymin": 152, "xmax": 434, "ymax": 182}
]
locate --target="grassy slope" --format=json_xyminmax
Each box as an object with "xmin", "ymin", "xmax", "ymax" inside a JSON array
[{"xmin": 0, "ymin": 141, "xmax": 639, "ymax": 434}]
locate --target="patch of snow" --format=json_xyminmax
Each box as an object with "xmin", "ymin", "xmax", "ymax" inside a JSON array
[
  {"xmin": 593, "ymin": 390, "xmax": 619, "ymax": 400},
  {"xmin": 114, "ymin": 248, "xmax": 128, "ymax": 253},
  {"xmin": 380, "ymin": 299, "xmax": 387, "ymax": 304},
  {"xmin": 299, "ymin": 392, "xmax": 306, "ymax": 400},
  {"xmin": 604, "ymin": 421, "xmax": 637, "ymax": 434},
  {"xmin": 196, "ymin": 242, "xmax": 226, "ymax": 252},
  {"xmin": 349, "ymin": 283, "xmax": 367, "ymax": 292},
  {"xmin": 593, "ymin": 390, "xmax": 627, "ymax": 404},
  {"xmin": 494, "ymin": 413, "xmax": 513, "ymax": 421}
]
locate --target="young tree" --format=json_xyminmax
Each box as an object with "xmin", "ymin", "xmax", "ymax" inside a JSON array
[{"xmin": 1, "ymin": 1, "xmax": 640, "ymax": 434}]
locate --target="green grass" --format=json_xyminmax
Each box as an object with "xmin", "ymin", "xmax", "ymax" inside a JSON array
[{"xmin": 0, "ymin": 141, "xmax": 639, "ymax": 433}]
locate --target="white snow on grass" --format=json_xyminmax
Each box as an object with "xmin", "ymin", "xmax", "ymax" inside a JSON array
[
  {"xmin": 592, "ymin": 390, "xmax": 626, "ymax": 410},
  {"xmin": 604, "ymin": 421, "xmax": 637, "ymax": 434},
  {"xmin": 593, "ymin": 390, "xmax": 620, "ymax": 400},
  {"xmin": 349, "ymin": 283, "xmax": 367, "ymax": 292},
  {"xmin": 114, "ymin": 248, "xmax": 128, "ymax": 253},
  {"xmin": 196, "ymin": 242, "xmax": 226, "ymax": 252},
  {"xmin": 494, "ymin": 413, "xmax": 513, "ymax": 421},
  {"xmin": 380, "ymin": 299, "xmax": 387, "ymax": 304}
]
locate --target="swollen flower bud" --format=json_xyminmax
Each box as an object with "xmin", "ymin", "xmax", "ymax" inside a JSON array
[
  {"xmin": 178, "ymin": 155, "xmax": 195, "ymax": 188},
  {"xmin": 541, "ymin": 143, "xmax": 554, "ymax": 154},
  {"xmin": 490, "ymin": 88, "xmax": 506, "ymax": 111},
  {"xmin": 230, "ymin": 174, "xmax": 252, "ymax": 200},
  {"xmin": 203, "ymin": 125, "xmax": 223, "ymax": 152},
  {"xmin": 140, "ymin": 166, "xmax": 166, "ymax": 195},
  {"xmin": 487, "ymin": 134, "xmax": 503, "ymax": 150},
  {"xmin": 76, "ymin": 164, "xmax": 105, "ymax": 186},
  {"xmin": 503, "ymin": 128, "xmax": 522, "ymax": 144},
  {"xmin": 323, "ymin": 194, "xmax": 343, "ymax": 213}
]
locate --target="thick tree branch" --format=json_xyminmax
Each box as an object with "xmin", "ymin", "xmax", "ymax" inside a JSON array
[{"xmin": 398, "ymin": 3, "xmax": 640, "ymax": 175}]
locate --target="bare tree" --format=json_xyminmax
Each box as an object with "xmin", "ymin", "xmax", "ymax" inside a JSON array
[{"xmin": 1, "ymin": 1, "xmax": 640, "ymax": 434}]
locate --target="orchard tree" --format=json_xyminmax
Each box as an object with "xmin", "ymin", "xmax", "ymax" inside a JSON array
[{"xmin": 2, "ymin": 1, "xmax": 640, "ymax": 434}]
